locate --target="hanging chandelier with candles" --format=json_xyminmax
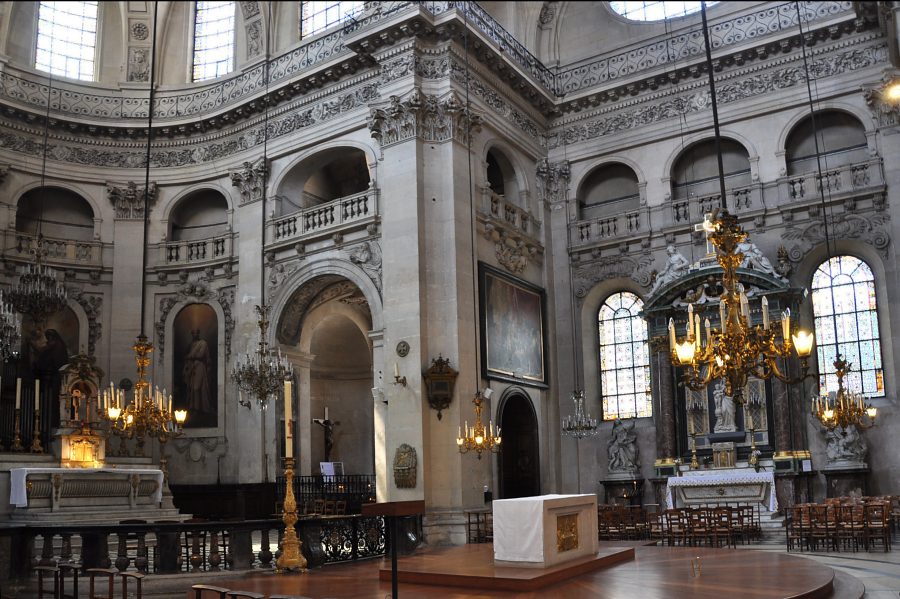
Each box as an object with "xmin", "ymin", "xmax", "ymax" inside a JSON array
[
  {"xmin": 668, "ymin": 211, "xmax": 815, "ymax": 405},
  {"xmin": 456, "ymin": 389, "xmax": 501, "ymax": 459},
  {"xmin": 0, "ymin": 290, "xmax": 21, "ymax": 361},
  {"xmin": 231, "ymin": 303, "xmax": 292, "ymax": 408},
  {"xmin": 7, "ymin": 238, "xmax": 68, "ymax": 325},
  {"xmin": 561, "ymin": 389, "xmax": 599, "ymax": 440},
  {"xmin": 811, "ymin": 354, "xmax": 876, "ymax": 430}
]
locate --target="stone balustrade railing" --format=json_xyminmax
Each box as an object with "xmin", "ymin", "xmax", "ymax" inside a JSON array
[
  {"xmin": 3, "ymin": 232, "xmax": 102, "ymax": 267},
  {"xmin": 484, "ymin": 191, "xmax": 540, "ymax": 237},
  {"xmin": 270, "ymin": 189, "xmax": 378, "ymax": 246},
  {"xmin": 570, "ymin": 158, "xmax": 884, "ymax": 250},
  {"xmin": 1, "ymin": 516, "xmax": 387, "ymax": 579},
  {"xmin": 158, "ymin": 232, "xmax": 233, "ymax": 267}
]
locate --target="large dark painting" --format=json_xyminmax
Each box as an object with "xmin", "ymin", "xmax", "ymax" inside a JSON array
[
  {"xmin": 479, "ymin": 263, "xmax": 547, "ymax": 387},
  {"xmin": 173, "ymin": 303, "xmax": 218, "ymax": 428},
  {"xmin": 22, "ymin": 307, "xmax": 78, "ymax": 380}
]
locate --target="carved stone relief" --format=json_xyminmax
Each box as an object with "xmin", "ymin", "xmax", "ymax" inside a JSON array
[
  {"xmin": 106, "ymin": 181, "xmax": 158, "ymax": 219},
  {"xmin": 535, "ymin": 158, "xmax": 570, "ymax": 206},
  {"xmin": 348, "ymin": 240, "xmax": 383, "ymax": 292},
  {"xmin": 67, "ymin": 287, "xmax": 103, "ymax": 356},
  {"xmin": 246, "ymin": 20, "xmax": 262, "ymax": 59},
  {"xmin": 127, "ymin": 47, "xmax": 150, "ymax": 83},
  {"xmin": 538, "ymin": 2, "xmax": 558, "ymax": 26},
  {"xmin": 572, "ymin": 254, "xmax": 654, "ymax": 299},
  {"xmin": 368, "ymin": 87, "xmax": 483, "ymax": 148},
  {"xmin": 393, "ymin": 443, "xmax": 417, "ymax": 489},
  {"xmin": 230, "ymin": 158, "xmax": 267, "ymax": 205},
  {"xmin": 129, "ymin": 21, "xmax": 149, "ymax": 41},
  {"xmin": 783, "ymin": 212, "xmax": 891, "ymax": 262},
  {"xmin": 483, "ymin": 223, "xmax": 540, "ymax": 275}
]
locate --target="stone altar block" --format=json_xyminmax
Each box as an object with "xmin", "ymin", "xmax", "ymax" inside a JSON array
[{"xmin": 493, "ymin": 494, "xmax": 598, "ymax": 568}]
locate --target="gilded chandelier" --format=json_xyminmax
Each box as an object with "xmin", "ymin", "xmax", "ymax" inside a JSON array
[
  {"xmin": 561, "ymin": 390, "xmax": 599, "ymax": 440},
  {"xmin": 812, "ymin": 355, "xmax": 877, "ymax": 430},
  {"xmin": 668, "ymin": 211, "xmax": 815, "ymax": 405},
  {"xmin": 102, "ymin": 335, "xmax": 186, "ymax": 456},
  {"xmin": 457, "ymin": 390, "xmax": 501, "ymax": 459},
  {"xmin": 231, "ymin": 304, "xmax": 292, "ymax": 408}
]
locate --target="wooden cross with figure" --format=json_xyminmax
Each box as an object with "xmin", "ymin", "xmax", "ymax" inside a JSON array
[
  {"xmin": 313, "ymin": 406, "xmax": 340, "ymax": 462},
  {"xmin": 694, "ymin": 213, "xmax": 716, "ymax": 257}
]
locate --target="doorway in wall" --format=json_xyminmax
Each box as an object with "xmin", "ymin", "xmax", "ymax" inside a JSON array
[{"xmin": 498, "ymin": 392, "xmax": 540, "ymax": 499}]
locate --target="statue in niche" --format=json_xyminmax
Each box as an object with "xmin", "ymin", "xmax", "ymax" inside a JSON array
[
  {"xmin": 649, "ymin": 245, "xmax": 690, "ymax": 295},
  {"xmin": 824, "ymin": 424, "xmax": 867, "ymax": 464},
  {"xmin": 737, "ymin": 240, "xmax": 781, "ymax": 279},
  {"xmin": 713, "ymin": 380, "xmax": 736, "ymax": 432},
  {"xmin": 607, "ymin": 419, "xmax": 639, "ymax": 473},
  {"xmin": 183, "ymin": 329, "xmax": 212, "ymax": 413}
]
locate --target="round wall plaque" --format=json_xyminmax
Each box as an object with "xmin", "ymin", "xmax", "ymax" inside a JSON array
[{"xmin": 396, "ymin": 341, "xmax": 410, "ymax": 357}]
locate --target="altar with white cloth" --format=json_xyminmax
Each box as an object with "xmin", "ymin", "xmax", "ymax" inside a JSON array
[
  {"xmin": 665, "ymin": 469, "xmax": 777, "ymax": 511},
  {"xmin": 493, "ymin": 494, "xmax": 598, "ymax": 568}
]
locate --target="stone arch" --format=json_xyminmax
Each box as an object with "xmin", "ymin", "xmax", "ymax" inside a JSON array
[
  {"xmin": 481, "ymin": 138, "xmax": 532, "ymax": 197},
  {"xmin": 11, "ymin": 180, "xmax": 100, "ymax": 224},
  {"xmin": 497, "ymin": 388, "xmax": 540, "ymax": 498},
  {"xmin": 162, "ymin": 182, "xmax": 237, "ymax": 222},
  {"xmin": 163, "ymin": 185, "xmax": 232, "ymax": 242},
  {"xmin": 269, "ymin": 140, "xmax": 379, "ymax": 198},
  {"xmin": 777, "ymin": 102, "xmax": 876, "ymax": 154},
  {"xmin": 663, "ymin": 130, "xmax": 759, "ymax": 186}
]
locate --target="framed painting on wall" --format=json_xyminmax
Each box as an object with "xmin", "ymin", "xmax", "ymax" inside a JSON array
[{"xmin": 479, "ymin": 262, "xmax": 547, "ymax": 388}]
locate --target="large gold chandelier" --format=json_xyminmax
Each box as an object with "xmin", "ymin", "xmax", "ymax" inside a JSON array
[
  {"xmin": 456, "ymin": 389, "xmax": 501, "ymax": 459},
  {"xmin": 812, "ymin": 355, "xmax": 877, "ymax": 430},
  {"xmin": 668, "ymin": 211, "xmax": 814, "ymax": 405}
]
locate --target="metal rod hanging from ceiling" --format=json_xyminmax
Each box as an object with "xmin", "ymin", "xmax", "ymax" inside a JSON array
[
  {"xmin": 700, "ymin": 1, "xmax": 729, "ymax": 211},
  {"xmin": 139, "ymin": 1, "xmax": 159, "ymax": 339}
]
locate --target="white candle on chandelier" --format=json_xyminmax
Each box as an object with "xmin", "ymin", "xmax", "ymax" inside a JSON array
[
  {"xmin": 761, "ymin": 296, "xmax": 769, "ymax": 329},
  {"xmin": 782, "ymin": 308, "xmax": 791, "ymax": 341},
  {"xmin": 719, "ymin": 299, "xmax": 727, "ymax": 326},
  {"xmin": 695, "ymin": 318, "xmax": 701, "ymax": 350},
  {"xmin": 687, "ymin": 304, "xmax": 694, "ymax": 334},
  {"xmin": 705, "ymin": 318, "xmax": 711, "ymax": 346},
  {"xmin": 668, "ymin": 318, "xmax": 676, "ymax": 352}
]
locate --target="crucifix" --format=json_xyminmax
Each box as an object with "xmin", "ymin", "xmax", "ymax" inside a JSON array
[
  {"xmin": 313, "ymin": 406, "xmax": 340, "ymax": 462},
  {"xmin": 694, "ymin": 212, "xmax": 716, "ymax": 257}
]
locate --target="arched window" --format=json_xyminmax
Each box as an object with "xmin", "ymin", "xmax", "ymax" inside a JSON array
[
  {"xmin": 36, "ymin": 1, "xmax": 99, "ymax": 81},
  {"xmin": 193, "ymin": 1, "xmax": 235, "ymax": 82},
  {"xmin": 598, "ymin": 291, "xmax": 651, "ymax": 420},
  {"xmin": 301, "ymin": 1, "xmax": 364, "ymax": 38},
  {"xmin": 609, "ymin": 1, "xmax": 717, "ymax": 21},
  {"xmin": 811, "ymin": 256, "xmax": 884, "ymax": 397}
]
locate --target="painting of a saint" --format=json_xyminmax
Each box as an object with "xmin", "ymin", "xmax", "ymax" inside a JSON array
[
  {"xmin": 479, "ymin": 263, "xmax": 546, "ymax": 387},
  {"xmin": 173, "ymin": 304, "xmax": 218, "ymax": 428}
]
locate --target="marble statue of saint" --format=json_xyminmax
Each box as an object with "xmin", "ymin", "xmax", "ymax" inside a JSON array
[
  {"xmin": 825, "ymin": 424, "xmax": 867, "ymax": 464},
  {"xmin": 183, "ymin": 329, "xmax": 212, "ymax": 413},
  {"xmin": 713, "ymin": 380, "xmax": 736, "ymax": 432},
  {"xmin": 607, "ymin": 419, "xmax": 639, "ymax": 472},
  {"xmin": 737, "ymin": 240, "xmax": 782, "ymax": 279},
  {"xmin": 649, "ymin": 245, "xmax": 690, "ymax": 295}
]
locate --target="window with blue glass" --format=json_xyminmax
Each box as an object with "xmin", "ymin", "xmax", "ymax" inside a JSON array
[{"xmin": 598, "ymin": 291, "xmax": 651, "ymax": 420}]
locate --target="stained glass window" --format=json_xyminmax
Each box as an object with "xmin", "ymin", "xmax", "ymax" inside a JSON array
[
  {"xmin": 609, "ymin": 1, "xmax": 717, "ymax": 21},
  {"xmin": 811, "ymin": 256, "xmax": 884, "ymax": 397},
  {"xmin": 36, "ymin": 1, "xmax": 98, "ymax": 81},
  {"xmin": 301, "ymin": 1, "xmax": 364, "ymax": 38},
  {"xmin": 193, "ymin": 1, "xmax": 235, "ymax": 82},
  {"xmin": 598, "ymin": 292, "xmax": 651, "ymax": 420}
]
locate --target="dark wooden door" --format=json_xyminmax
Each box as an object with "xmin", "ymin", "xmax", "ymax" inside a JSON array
[{"xmin": 498, "ymin": 393, "xmax": 540, "ymax": 499}]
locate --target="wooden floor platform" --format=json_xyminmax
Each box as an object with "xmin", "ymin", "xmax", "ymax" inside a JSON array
[
  {"xmin": 379, "ymin": 543, "xmax": 635, "ymax": 591},
  {"xmin": 204, "ymin": 543, "xmax": 863, "ymax": 599}
]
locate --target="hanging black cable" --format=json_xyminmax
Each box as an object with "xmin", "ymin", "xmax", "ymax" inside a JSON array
[
  {"xmin": 699, "ymin": 1, "xmax": 728, "ymax": 210},
  {"xmin": 260, "ymin": 5, "xmax": 272, "ymax": 308},
  {"xmin": 138, "ymin": 1, "xmax": 159, "ymax": 339}
]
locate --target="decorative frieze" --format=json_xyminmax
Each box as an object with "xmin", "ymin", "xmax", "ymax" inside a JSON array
[
  {"xmin": 67, "ymin": 287, "xmax": 103, "ymax": 356},
  {"xmin": 483, "ymin": 223, "xmax": 541, "ymax": 275},
  {"xmin": 367, "ymin": 88, "xmax": 482, "ymax": 147},
  {"xmin": 230, "ymin": 158, "xmax": 267, "ymax": 205},
  {"xmin": 106, "ymin": 181, "xmax": 158, "ymax": 220},
  {"xmin": 783, "ymin": 211, "xmax": 890, "ymax": 261},
  {"xmin": 572, "ymin": 254, "xmax": 655, "ymax": 299}
]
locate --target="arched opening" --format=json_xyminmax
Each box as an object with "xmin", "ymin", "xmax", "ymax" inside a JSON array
[
  {"xmin": 498, "ymin": 393, "xmax": 540, "ymax": 499},
  {"xmin": 277, "ymin": 148, "xmax": 371, "ymax": 215},
  {"xmin": 578, "ymin": 162, "xmax": 640, "ymax": 219},
  {"xmin": 671, "ymin": 138, "xmax": 750, "ymax": 200},
  {"xmin": 785, "ymin": 110, "xmax": 868, "ymax": 175},
  {"xmin": 16, "ymin": 187, "xmax": 94, "ymax": 241},
  {"xmin": 485, "ymin": 147, "xmax": 520, "ymax": 203},
  {"xmin": 172, "ymin": 303, "xmax": 219, "ymax": 429},
  {"xmin": 169, "ymin": 189, "xmax": 228, "ymax": 242}
]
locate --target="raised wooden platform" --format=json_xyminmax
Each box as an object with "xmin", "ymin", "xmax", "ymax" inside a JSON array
[{"xmin": 379, "ymin": 543, "xmax": 635, "ymax": 591}]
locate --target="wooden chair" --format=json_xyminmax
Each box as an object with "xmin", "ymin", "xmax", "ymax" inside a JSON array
[
  {"xmin": 85, "ymin": 568, "xmax": 116, "ymax": 599},
  {"xmin": 120, "ymin": 572, "xmax": 143, "ymax": 599},
  {"xmin": 647, "ymin": 513, "xmax": 665, "ymax": 544},
  {"xmin": 312, "ymin": 499, "xmax": 325, "ymax": 515},
  {"xmin": 835, "ymin": 504, "xmax": 865, "ymax": 552},
  {"xmin": 786, "ymin": 506, "xmax": 806, "ymax": 552},
  {"xmin": 335, "ymin": 500, "xmax": 348, "ymax": 515},
  {"xmin": 864, "ymin": 502, "xmax": 891, "ymax": 552},
  {"xmin": 664, "ymin": 509, "xmax": 688, "ymax": 546},
  {"xmin": 58, "ymin": 562, "xmax": 81, "ymax": 599},
  {"xmin": 225, "ymin": 592, "xmax": 266, "ymax": 599},
  {"xmin": 191, "ymin": 584, "xmax": 230, "ymax": 598},
  {"xmin": 35, "ymin": 565, "xmax": 59, "ymax": 599},
  {"xmin": 809, "ymin": 504, "xmax": 837, "ymax": 552},
  {"xmin": 687, "ymin": 508, "xmax": 709, "ymax": 546},
  {"xmin": 709, "ymin": 507, "xmax": 734, "ymax": 548}
]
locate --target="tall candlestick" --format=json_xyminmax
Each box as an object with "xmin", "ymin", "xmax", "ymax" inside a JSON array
[
  {"xmin": 324, "ymin": 406, "xmax": 329, "ymax": 422},
  {"xmin": 34, "ymin": 380, "xmax": 40, "ymax": 413},
  {"xmin": 15, "ymin": 377, "xmax": 21, "ymax": 410},
  {"xmin": 284, "ymin": 380, "xmax": 292, "ymax": 422}
]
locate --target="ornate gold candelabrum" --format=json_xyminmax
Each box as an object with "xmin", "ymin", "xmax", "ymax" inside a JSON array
[
  {"xmin": 275, "ymin": 456, "xmax": 307, "ymax": 573},
  {"xmin": 102, "ymin": 335, "xmax": 186, "ymax": 456},
  {"xmin": 811, "ymin": 355, "xmax": 877, "ymax": 430},
  {"xmin": 669, "ymin": 211, "xmax": 814, "ymax": 406},
  {"xmin": 688, "ymin": 432, "xmax": 699, "ymax": 470},
  {"xmin": 456, "ymin": 390, "xmax": 501, "ymax": 459},
  {"xmin": 30, "ymin": 408, "xmax": 43, "ymax": 453},
  {"xmin": 748, "ymin": 427, "xmax": 759, "ymax": 467},
  {"xmin": 10, "ymin": 408, "xmax": 24, "ymax": 452}
]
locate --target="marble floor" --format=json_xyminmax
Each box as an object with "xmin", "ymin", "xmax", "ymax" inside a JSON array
[{"xmin": 739, "ymin": 543, "xmax": 900, "ymax": 598}]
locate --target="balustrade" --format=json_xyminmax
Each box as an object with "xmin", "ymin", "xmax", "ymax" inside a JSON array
[
  {"xmin": 271, "ymin": 190, "xmax": 378, "ymax": 245},
  {"xmin": 5, "ymin": 232, "xmax": 102, "ymax": 267},
  {"xmin": 484, "ymin": 191, "xmax": 540, "ymax": 238},
  {"xmin": 782, "ymin": 159, "xmax": 883, "ymax": 203},
  {"xmin": 161, "ymin": 233, "xmax": 232, "ymax": 266}
]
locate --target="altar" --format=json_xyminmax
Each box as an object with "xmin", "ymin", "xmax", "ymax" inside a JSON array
[
  {"xmin": 665, "ymin": 469, "xmax": 777, "ymax": 511},
  {"xmin": 493, "ymin": 494, "xmax": 598, "ymax": 568}
]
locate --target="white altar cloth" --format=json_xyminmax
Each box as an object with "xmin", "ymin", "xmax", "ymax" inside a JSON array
[
  {"xmin": 10, "ymin": 468, "xmax": 164, "ymax": 507},
  {"xmin": 493, "ymin": 493, "xmax": 598, "ymax": 567},
  {"xmin": 665, "ymin": 469, "xmax": 777, "ymax": 511}
]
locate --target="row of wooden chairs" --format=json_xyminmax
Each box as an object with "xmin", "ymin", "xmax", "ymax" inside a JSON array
[
  {"xmin": 35, "ymin": 564, "xmax": 143, "ymax": 599},
  {"xmin": 191, "ymin": 585, "xmax": 310, "ymax": 599},
  {"xmin": 302, "ymin": 499, "xmax": 347, "ymax": 516},
  {"xmin": 786, "ymin": 501, "xmax": 892, "ymax": 552},
  {"xmin": 652, "ymin": 507, "xmax": 759, "ymax": 548}
]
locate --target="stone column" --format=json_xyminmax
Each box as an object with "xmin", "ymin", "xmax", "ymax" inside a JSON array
[
  {"xmin": 772, "ymin": 378, "xmax": 791, "ymax": 454},
  {"xmin": 652, "ymin": 345, "xmax": 676, "ymax": 461}
]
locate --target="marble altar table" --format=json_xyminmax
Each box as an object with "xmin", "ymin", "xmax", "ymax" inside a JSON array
[
  {"xmin": 665, "ymin": 469, "xmax": 777, "ymax": 511},
  {"xmin": 493, "ymin": 494, "xmax": 598, "ymax": 568}
]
